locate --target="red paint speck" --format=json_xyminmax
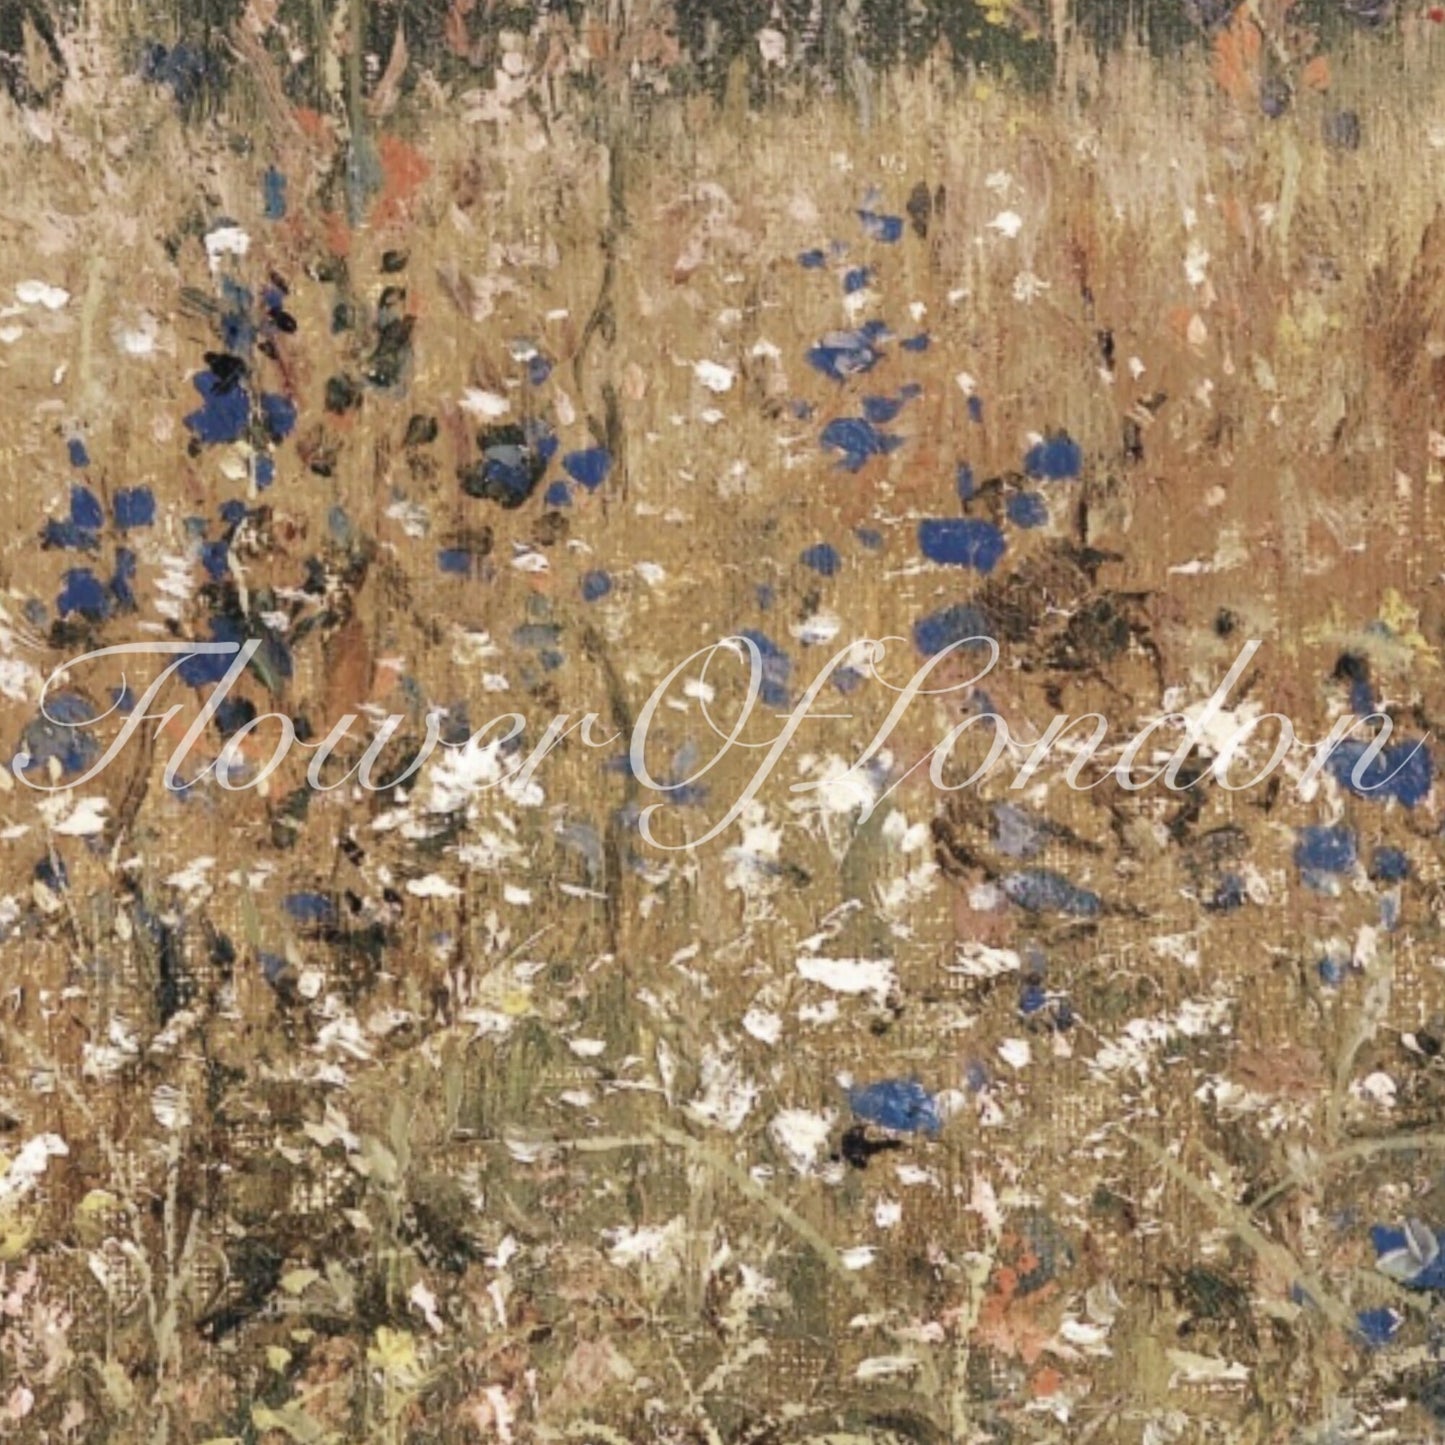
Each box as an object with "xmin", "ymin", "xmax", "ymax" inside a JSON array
[{"xmin": 1431, "ymin": 6, "xmax": 1445, "ymax": 22}]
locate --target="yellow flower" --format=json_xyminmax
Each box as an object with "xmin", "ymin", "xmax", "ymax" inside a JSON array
[
  {"xmin": 367, "ymin": 1326, "xmax": 422, "ymax": 1385},
  {"xmin": 1380, "ymin": 589, "xmax": 1438, "ymax": 665}
]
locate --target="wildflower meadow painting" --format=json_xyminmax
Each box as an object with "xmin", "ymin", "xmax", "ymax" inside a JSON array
[{"xmin": 3, "ymin": 0, "xmax": 1445, "ymax": 1440}]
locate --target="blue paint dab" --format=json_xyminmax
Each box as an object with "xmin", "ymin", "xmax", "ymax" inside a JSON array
[
  {"xmin": 113, "ymin": 487, "xmax": 155, "ymax": 529},
  {"xmin": 110, "ymin": 548, "xmax": 137, "ymax": 610},
  {"xmin": 1025, "ymin": 432, "xmax": 1083, "ymax": 481},
  {"xmin": 71, "ymin": 485, "xmax": 104, "ymax": 531},
  {"xmin": 956, "ymin": 464, "xmax": 975, "ymax": 501},
  {"xmin": 901, "ymin": 333, "xmax": 931, "ymax": 352},
  {"xmin": 806, "ymin": 323, "xmax": 888, "ymax": 381},
  {"xmin": 1356, "ymin": 1308, "xmax": 1402, "ymax": 1348},
  {"xmin": 259, "ymin": 393, "xmax": 296, "ymax": 443},
  {"xmin": 1329, "ymin": 739, "xmax": 1433, "ymax": 807},
  {"xmin": 263, "ymin": 167, "xmax": 287, "ymax": 219},
  {"xmin": 544, "ymin": 480, "xmax": 571, "ymax": 508},
  {"xmin": 854, "ymin": 526, "xmax": 883, "ymax": 550},
  {"xmin": 739, "ymin": 629, "xmax": 791, "ymax": 708},
  {"xmin": 914, "ymin": 603, "xmax": 991, "ymax": 657},
  {"xmin": 968, "ymin": 395, "xmax": 984, "ymax": 424},
  {"xmin": 820, "ymin": 416, "xmax": 903, "ymax": 472},
  {"xmin": 800, "ymin": 543, "xmax": 841, "ymax": 577},
  {"xmin": 1002, "ymin": 869, "xmax": 1101, "ymax": 917},
  {"xmin": 259, "ymin": 951, "xmax": 289, "ymax": 984},
  {"xmin": 862, "ymin": 394, "xmax": 905, "ymax": 425},
  {"xmin": 858, "ymin": 210, "xmax": 904, "ymax": 243},
  {"xmin": 437, "ymin": 549, "xmax": 475, "ymax": 576},
  {"xmin": 848, "ymin": 1079, "xmax": 941, "ymax": 1135},
  {"xmin": 1372, "ymin": 1220, "xmax": 1445, "ymax": 1289},
  {"xmin": 1371, "ymin": 847, "xmax": 1409, "ymax": 882},
  {"xmin": 563, "ymin": 447, "xmax": 611, "ymax": 491},
  {"xmin": 44, "ymin": 484, "xmax": 104, "ymax": 549},
  {"xmin": 284, "ymin": 892, "xmax": 335, "ymax": 926},
  {"xmin": 843, "ymin": 267, "xmax": 872, "ymax": 295},
  {"xmin": 798, "ymin": 249, "xmax": 827, "ymax": 269},
  {"xmin": 185, "ymin": 371, "xmax": 250, "ymax": 445},
  {"xmin": 67, "ymin": 437, "xmax": 90, "ymax": 468},
  {"xmin": 917, "ymin": 518, "xmax": 1007, "ymax": 573},
  {"xmin": 177, "ymin": 617, "xmax": 245, "ymax": 687},
  {"xmin": 581, "ymin": 569, "xmax": 612, "ymax": 602},
  {"xmin": 1296, "ymin": 824, "xmax": 1358, "ymax": 875},
  {"xmin": 1007, "ymin": 492, "xmax": 1049, "ymax": 528},
  {"xmin": 993, "ymin": 803, "xmax": 1045, "ymax": 859},
  {"xmin": 1208, "ymin": 873, "xmax": 1247, "ymax": 912},
  {"xmin": 57, "ymin": 568, "xmax": 110, "ymax": 621},
  {"xmin": 17, "ymin": 692, "xmax": 97, "ymax": 777}
]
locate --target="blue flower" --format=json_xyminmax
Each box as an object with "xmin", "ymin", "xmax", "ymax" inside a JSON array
[
  {"xmin": 848, "ymin": 1079, "xmax": 941, "ymax": 1135},
  {"xmin": 1295, "ymin": 825, "xmax": 1358, "ymax": 874},
  {"xmin": 862, "ymin": 394, "xmax": 905, "ymax": 424},
  {"xmin": 563, "ymin": 447, "xmax": 612, "ymax": 491},
  {"xmin": 800, "ymin": 543, "xmax": 841, "ymax": 576},
  {"xmin": 437, "ymin": 548, "xmax": 476, "ymax": 576},
  {"xmin": 185, "ymin": 368, "xmax": 250, "ymax": 445},
  {"xmin": 57, "ymin": 568, "xmax": 111, "ymax": 622},
  {"xmin": 1373, "ymin": 1220, "xmax": 1445, "ymax": 1289},
  {"xmin": 1328, "ymin": 738, "xmax": 1432, "ymax": 807},
  {"xmin": 16, "ymin": 692, "xmax": 99, "ymax": 777},
  {"xmin": 259, "ymin": 392, "xmax": 297, "ymax": 443},
  {"xmin": 739, "ymin": 630, "xmax": 790, "ymax": 707},
  {"xmin": 1356, "ymin": 1307, "xmax": 1402, "ymax": 1348},
  {"xmin": 917, "ymin": 519, "xmax": 1007, "ymax": 573},
  {"xmin": 1001, "ymin": 869, "xmax": 1101, "ymax": 917},
  {"xmin": 820, "ymin": 417, "xmax": 902, "ymax": 472},
  {"xmin": 1025, "ymin": 432, "xmax": 1083, "ymax": 481},
  {"xmin": 263, "ymin": 167, "xmax": 287, "ymax": 219},
  {"xmin": 284, "ymin": 892, "xmax": 336, "ymax": 927},
  {"xmin": 913, "ymin": 604, "xmax": 991, "ymax": 657},
  {"xmin": 858, "ymin": 210, "xmax": 903, "ymax": 243},
  {"xmin": 113, "ymin": 488, "xmax": 156, "ymax": 530},
  {"xmin": 1370, "ymin": 846, "xmax": 1410, "ymax": 883},
  {"xmin": 806, "ymin": 323, "xmax": 889, "ymax": 381},
  {"xmin": 44, "ymin": 484, "xmax": 104, "ymax": 550},
  {"xmin": 1007, "ymin": 492, "xmax": 1049, "ymax": 528}
]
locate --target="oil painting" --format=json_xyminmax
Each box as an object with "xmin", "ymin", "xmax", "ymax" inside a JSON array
[{"xmin": 0, "ymin": 0, "xmax": 1443, "ymax": 1440}]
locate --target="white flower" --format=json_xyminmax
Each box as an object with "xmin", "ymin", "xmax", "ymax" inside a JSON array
[{"xmin": 1012, "ymin": 272, "xmax": 1051, "ymax": 304}]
